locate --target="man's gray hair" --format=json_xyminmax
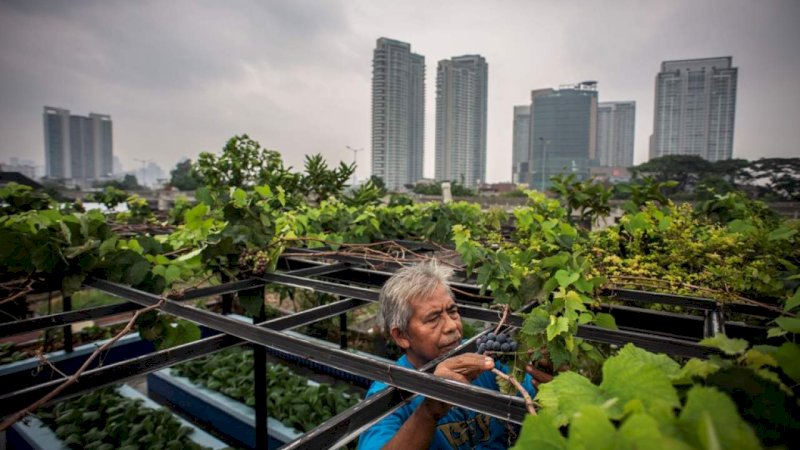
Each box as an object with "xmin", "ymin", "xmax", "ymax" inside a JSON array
[{"xmin": 379, "ymin": 260, "xmax": 454, "ymax": 333}]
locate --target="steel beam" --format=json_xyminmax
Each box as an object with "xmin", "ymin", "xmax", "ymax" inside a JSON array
[
  {"xmin": 6, "ymin": 280, "xmax": 528, "ymax": 423},
  {"xmin": 83, "ymin": 279, "xmax": 531, "ymax": 423},
  {"xmin": 0, "ymin": 302, "xmax": 141, "ymax": 337}
]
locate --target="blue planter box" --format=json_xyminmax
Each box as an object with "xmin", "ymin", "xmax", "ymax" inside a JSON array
[
  {"xmin": 148, "ymin": 368, "xmax": 302, "ymax": 450},
  {"xmin": 0, "ymin": 332, "xmax": 154, "ymax": 392},
  {"xmin": 203, "ymin": 314, "xmax": 393, "ymax": 389},
  {"xmin": 7, "ymin": 385, "xmax": 229, "ymax": 450}
]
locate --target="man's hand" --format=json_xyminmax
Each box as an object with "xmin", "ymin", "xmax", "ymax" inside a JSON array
[{"xmin": 422, "ymin": 353, "xmax": 494, "ymax": 420}]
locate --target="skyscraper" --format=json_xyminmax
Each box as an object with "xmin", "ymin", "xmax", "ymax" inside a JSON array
[
  {"xmin": 529, "ymin": 82, "xmax": 598, "ymax": 190},
  {"xmin": 651, "ymin": 57, "xmax": 737, "ymax": 161},
  {"xmin": 435, "ymin": 55, "xmax": 488, "ymax": 187},
  {"xmin": 44, "ymin": 106, "xmax": 113, "ymax": 181},
  {"xmin": 511, "ymin": 105, "xmax": 531, "ymax": 184},
  {"xmin": 596, "ymin": 101, "xmax": 636, "ymax": 168},
  {"xmin": 371, "ymin": 38, "xmax": 425, "ymax": 190}
]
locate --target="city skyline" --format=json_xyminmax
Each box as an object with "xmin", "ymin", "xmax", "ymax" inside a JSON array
[{"xmin": 0, "ymin": 1, "xmax": 798, "ymax": 184}]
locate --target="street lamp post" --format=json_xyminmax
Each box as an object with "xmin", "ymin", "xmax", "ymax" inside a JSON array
[{"xmin": 346, "ymin": 146, "xmax": 364, "ymax": 185}]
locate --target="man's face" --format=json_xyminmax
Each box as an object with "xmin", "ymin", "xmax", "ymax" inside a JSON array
[{"xmin": 392, "ymin": 283, "xmax": 463, "ymax": 368}]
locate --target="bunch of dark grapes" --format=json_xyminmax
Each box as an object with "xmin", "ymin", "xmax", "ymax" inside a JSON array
[{"xmin": 476, "ymin": 332, "xmax": 518, "ymax": 362}]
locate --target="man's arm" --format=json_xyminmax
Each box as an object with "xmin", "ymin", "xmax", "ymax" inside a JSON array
[{"xmin": 376, "ymin": 354, "xmax": 495, "ymax": 450}]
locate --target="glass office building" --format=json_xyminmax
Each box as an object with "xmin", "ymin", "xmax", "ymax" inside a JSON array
[{"xmin": 529, "ymin": 82, "xmax": 598, "ymax": 190}]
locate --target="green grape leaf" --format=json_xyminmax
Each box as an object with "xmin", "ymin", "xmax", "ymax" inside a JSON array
[
  {"xmin": 563, "ymin": 290, "xmax": 587, "ymax": 312},
  {"xmin": 773, "ymin": 342, "xmax": 800, "ymax": 383},
  {"xmin": 767, "ymin": 327, "xmax": 787, "ymax": 338},
  {"xmin": 184, "ymin": 203, "xmax": 209, "ymax": 224},
  {"xmin": 572, "ymin": 277, "xmax": 593, "ymax": 293},
  {"xmin": 231, "ymin": 188, "xmax": 248, "ymax": 208},
  {"xmin": 540, "ymin": 252, "xmax": 570, "ymax": 269},
  {"xmin": 162, "ymin": 265, "xmax": 181, "ymax": 286},
  {"xmin": 599, "ymin": 344, "xmax": 680, "ymax": 418},
  {"xmin": 618, "ymin": 413, "xmax": 675, "ymax": 450},
  {"xmin": 774, "ymin": 317, "xmax": 800, "ymax": 334},
  {"xmin": 677, "ymin": 386, "xmax": 760, "ymax": 450},
  {"xmin": 625, "ymin": 212, "xmax": 651, "ymax": 232},
  {"xmin": 160, "ymin": 319, "xmax": 201, "ymax": 350},
  {"xmin": 546, "ymin": 315, "xmax": 570, "ymax": 341},
  {"xmin": 522, "ymin": 309, "xmax": 550, "ymax": 340},
  {"xmin": 727, "ymin": 219, "xmax": 757, "ymax": 235},
  {"xmin": 554, "ymin": 270, "xmax": 580, "ymax": 289},
  {"xmin": 785, "ymin": 288, "xmax": 800, "ymax": 312},
  {"xmin": 672, "ymin": 358, "xmax": 719, "ymax": 385},
  {"xmin": 767, "ymin": 226, "xmax": 797, "ymax": 241},
  {"xmin": 62, "ymin": 274, "xmax": 85, "ymax": 297},
  {"xmin": 740, "ymin": 349, "xmax": 777, "ymax": 370},
  {"xmin": 567, "ymin": 405, "xmax": 616, "ymax": 450},
  {"xmin": 593, "ymin": 313, "xmax": 617, "ymax": 330},
  {"xmin": 535, "ymin": 372, "xmax": 607, "ymax": 427},
  {"xmin": 699, "ymin": 335, "xmax": 749, "ymax": 355},
  {"xmin": 511, "ymin": 412, "xmax": 567, "ymax": 450},
  {"xmin": 548, "ymin": 340, "xmax": 572, "ymax": 369},
  {"xmin": 697, "ymin": 412, "xmax": 723, "ymax": 450},
  {"xmin": 238, "ymin": 291, "xmax": 265, "ymax": 318},
  {"xmin": 617, "ymin": 344, "xmax": 681, "ymax": 377}
]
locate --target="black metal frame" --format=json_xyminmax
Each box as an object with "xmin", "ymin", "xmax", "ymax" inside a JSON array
[{"xmin": 0, "ymin": 244, "xmax": 778, "ymax": 450}]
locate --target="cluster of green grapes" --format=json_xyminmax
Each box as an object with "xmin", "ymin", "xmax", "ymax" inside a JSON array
[
  {"xmin": 238, "ymin": 248, "xmax": 271, "ymax": 274},
  {"xmin": 476, "ymin": 331, "xmax": 518, "ymax": 362}
]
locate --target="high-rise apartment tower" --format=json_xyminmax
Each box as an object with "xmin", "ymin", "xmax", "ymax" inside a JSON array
[
  {"xmin": 371, "ymin": 38, "xmax": 425, "ymax": 190},
  {"xmin": 651, "ymin": 57, "xmax": 737, "ymax": 161},
  {"xmin": 596, "ymin": 101, "xmax": 636, "ymax": 168},
  {"xmin": 435, "ymin": 55, "xmax": 488, "ymax": 187},
  {"xmin": 44, "ymin": 106, "xmax": 113, "ymax": 181}
]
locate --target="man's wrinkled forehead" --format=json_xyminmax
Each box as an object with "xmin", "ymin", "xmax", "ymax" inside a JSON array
[{"xmin": 410, "ymin": 284, "xmax": 454, "ymax": 313}]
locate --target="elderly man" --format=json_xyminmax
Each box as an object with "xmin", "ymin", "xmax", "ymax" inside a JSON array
[{"xmin": 358, "ymin": 261, "xmax": 537, "ymax": 450}]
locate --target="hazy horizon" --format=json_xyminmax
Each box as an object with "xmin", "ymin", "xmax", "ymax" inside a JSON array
[{"xmin": 1, "ymin": 0, "xmax": 798, "ymax": 183}]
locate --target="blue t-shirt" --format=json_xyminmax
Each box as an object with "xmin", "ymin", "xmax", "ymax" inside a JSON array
[{"xmin": 357, "ymin": 354, "xmax": 536, "ymax": 450}]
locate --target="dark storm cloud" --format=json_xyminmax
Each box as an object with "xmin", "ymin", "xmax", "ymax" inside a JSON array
[
  {"xmin": 0, "ymin": 0, "xmax": 798, "ymax": 182},
  {"xmin": 1, "ymin": 0, "xmax": 352, "ymax": 91}
]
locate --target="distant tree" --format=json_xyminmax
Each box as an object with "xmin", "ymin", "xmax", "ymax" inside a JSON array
[
  {"xmin": 413, "ymin": 183, "xmax": 442, "ymax": 195},
  {"xmin": 193, "ymin": 134, "xmax": 299, "ymax": 191},
  {"xmin": 368, "ymin": 175, "xmax": 386, "ymax": 193},
  {"xmin": 300, "ymin": 154, "xmax": 354, "ymax": 202},
  {"xmin": 412, "ymin": 180, "xmax": 476, "ymax": 197},
  {"xmin": 170, "ymin": 159, "xmax": 200, "ymax": 191},
  {"xmin": 94, "ymin": 174, "xmax": 142, "ymax": 191},
  {"xmin": 450, "ymin": 182, "xmax": 476, "ymax": 197},
  {"xmin": 709, "ymin": 158, "xmax": 751, "ymax": 185},
  {"xmin": 630, "ymin": 155, "xmax": 712, "ymax": 193},
  {"xmin": 121, "ymin": 174, "xmax": 141, "ymax": 190},
  {"xmin": 745, "ymin": 157, "xmax": 800, "ymax": 201},
  {"xmin": 86, "ymin": 186, "xmax": 129, "ymax": 210}
]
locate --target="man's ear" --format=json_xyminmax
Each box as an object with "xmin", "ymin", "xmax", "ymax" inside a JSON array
[{"xmin": 390, "ymin": 327, "xmax": 411, "ymax": 350}]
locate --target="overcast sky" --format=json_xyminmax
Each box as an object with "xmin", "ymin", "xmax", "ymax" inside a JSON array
[{"xmin": 1, "ymin": 0, "xmax": 798, "ymax": 183}]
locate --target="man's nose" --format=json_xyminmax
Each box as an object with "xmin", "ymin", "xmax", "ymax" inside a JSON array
[{"xmin": 442, "ymin": 313, "xmax": 459, "ymax": 333}]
